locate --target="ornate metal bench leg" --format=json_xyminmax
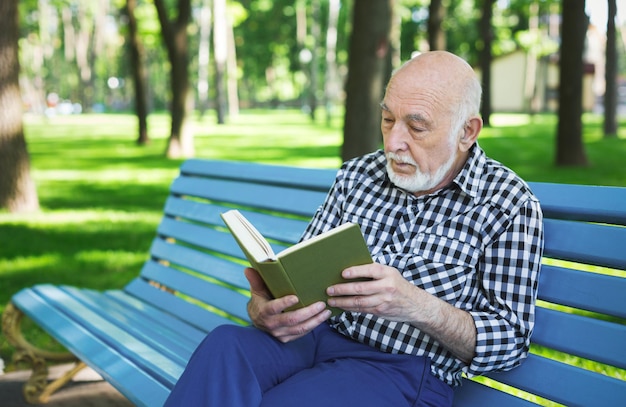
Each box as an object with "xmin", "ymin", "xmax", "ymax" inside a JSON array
[
  {"xmin": 36, "ymin": 361, "xmax": 87, "ymax": 403},
  {"xmin": 2, "ymin": 302, "xmax": 81, "ymax": 403}
]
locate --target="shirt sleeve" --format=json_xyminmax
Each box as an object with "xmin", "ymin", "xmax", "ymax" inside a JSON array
[{"xmin": 464, "ymin": 198, "xmax": 544, "ymax": 377}]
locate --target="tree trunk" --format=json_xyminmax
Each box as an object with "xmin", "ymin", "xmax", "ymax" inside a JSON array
[
  {"xmin": 154, "ymin": 0, "xmax": 194, "ymax": 158},
  {"xmin": 556, "ymin": 0, "xmax": 588, "ymax": 166},
  {"xmin": 479, "ymin": 0, "xmax": 494, "ymax": 127},
  {"xmin": 308, "ymin": 0, "xmax": 321, "ymax": 122},
  {"xmin": 324, "ymin": 0, "xmax": 340, "ymax": 126},
  {"xmin": 523, "ymin": 2, "xmax": 539, "ymax": 114},
  {"xmin": 213, "ymin": 0, "xmax": 227, "ymax": 124},
  {"xmin": 428, "ymin": 0, "xmax": 446, "ymax": 51},
  {"xmin": 604, "ymin": 0, "xmax": 618, "ymax": 137},
  {"xmin": 226, "ymin": 17, "xmax": 239, "ymax": 118},
  {"xmin": 126, "ymin": 0, "xmax": 149, "ymax": 145},
  {"xmin": 342, "ymin": 0, "xmax": 393, "ymax": 161},
  {"xmin": 197, "ymin": 0, "xmax": 211, "ymax": 118},
  {"xmin": 0, "ymin": 0, "xmax": 40, "ymax": 213}
]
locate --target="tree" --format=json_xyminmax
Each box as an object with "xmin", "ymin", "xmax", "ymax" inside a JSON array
[
  {"xmin": 478, "ymin": 0, "xmax": 494, "ymax": 127},
  {"xmin": 556, "ymin": 0, "xmax": 588, "ymax": 166},
  {"xmin": 604, "ymin": 0, "xmax": 618, "ymax": 137},
  {"xmin": 213, "ymin": 0, "xmax": 228, "ymax": 124},
  {"xmin": 428, "ymin": 0, "xmax": 446, "ymax": 51},
  {"xmin": 342, "ymin": 0, "xmax": 393, "ymax": 161},
  {"xmin": 308, "ymin": 0, "xmax": 321, "ymax": 121},
  {"xmin": 126, "ymin": 0, "xmax": 150, "ymax": 145},
  {"xmin": 197, "ymin": 0, "xmax": 211, "ymax": 118},
  {"xmin": 324, "ymin": 0, "xmax": 341, "ymax": 126},
  {"xmin": 0, "ymin": 0, "xmax": 39, "ymax": 212},
  {"xmin": 154, "ymin": 0, "xmax": 194, "ymax": 158}
]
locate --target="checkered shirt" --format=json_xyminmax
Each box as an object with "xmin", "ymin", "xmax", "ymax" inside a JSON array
[{"xmin": 300, "ymin": 144, "xmax": 544, "ymax": 386}]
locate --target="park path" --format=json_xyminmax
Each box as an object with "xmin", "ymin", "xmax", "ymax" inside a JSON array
[{"xmin": 0, "ymin": 363, "xmax": 133, "ymax": 407}]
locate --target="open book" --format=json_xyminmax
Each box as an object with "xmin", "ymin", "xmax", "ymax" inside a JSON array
[{"xmin": 221, "ymin": 209, "xmax": 372, "ymax": 316}]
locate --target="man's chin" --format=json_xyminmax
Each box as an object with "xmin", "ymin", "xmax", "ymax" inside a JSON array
[{"xmin": 388, "ymin": 172, "xmax": 419, "ymax": 193}]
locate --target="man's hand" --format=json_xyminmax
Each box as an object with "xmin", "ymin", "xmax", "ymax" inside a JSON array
[
  {"xmin": 327, "ymin": 263, "xmax": 477, "ymax": 364},
  {"xmin": 326, "ymin": 263, "xmax": 422, "ymax": 322},
  {"xmin": 244, "ymin": 267, "xmax": 332, "ymax": 343}
]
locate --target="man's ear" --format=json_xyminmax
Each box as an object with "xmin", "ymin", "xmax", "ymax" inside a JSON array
[{"xmin": 459, "ymin": 116, "xmax": 482, "ymax": 152}]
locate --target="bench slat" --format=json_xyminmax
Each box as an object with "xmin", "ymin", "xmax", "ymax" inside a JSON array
[
  {"xmin": 149, "ymin": 238, "xmax": 249, "ymax": 290},
  {"xmin": 542, "ymin": 218, "xmax": 626, "ymax": 270},
  {"xmin": 170, "ymin": 176, "xmax": 327, "ymax": 218},
  {"xmin": 163, "ymin": 197, "xmax": 309, "ymax": 244},
  {"xmin": 529, "ymin": 182, "xmax": 626, "ymax": 224},
  {"xmin": 163, "ymin": 197, "xmax": 229, "ymax": 227},
  {"xmin": 60, "ymin": 286, "xmax": 196, "ymax": 364},
  {"xmin": 180, "ymin": 158, "xmax": 336, "ymax": 192},
  {"xmin": 538, "ymin": 264, "xmax": 626, "ymax": 319},
  {"xmin": 452, "ymin": 379, "xmax": 537, "ymax": 407},
  {"xmin": 139, "ymin": 261, "xmax": 250, "ymax": 322},
  {"xmin": 124, "ymin": 278, "xmax": 246, "ymax": 330},
  {"xmin": 485, "ymin": 353, "xmax": 626, "ymax": 406},
  {"xmin": 533, "ymin": 307, "xmax": 626, "ymax": 369},
  {"xmin": 104, "ymin": 290, "xmax": 208, "ymax": 343}
]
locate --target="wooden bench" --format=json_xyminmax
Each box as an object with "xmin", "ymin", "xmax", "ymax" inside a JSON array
[{"xmin": 3, "ymin": 158, "xmax": 626, "ymax": 406}]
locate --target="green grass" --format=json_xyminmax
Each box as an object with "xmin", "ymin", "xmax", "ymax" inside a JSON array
[{"xmin": 1, "ymin": 109, "xmax": 624, "ymax": 386}]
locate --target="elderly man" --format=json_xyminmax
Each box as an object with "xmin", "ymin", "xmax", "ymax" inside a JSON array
[{"xmin": 164, "ymin": 51, "xmax": 543, "ymax": 407}]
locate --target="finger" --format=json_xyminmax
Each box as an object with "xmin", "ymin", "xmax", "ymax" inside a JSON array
[
  {"xmin": 262, "ymin": 295, "xmax": 300, "ymax": 315},
  {"xmin": 244, "ymin": 267, "xmax": 268, "ymax": 292},
  {"xmin": 271, "ymin": 304, "xmax": 332, "ymax": 342},
  {"xmin": 327, "ymin": 293, "xmax": 378, "ymax": 312},
  {"xmin": 327, "ymin": 279, "xmax": 380, "ymax": 297},
  {"xmin": 342, "ymin": 262, "xmax": 389, "ymax": 279}
]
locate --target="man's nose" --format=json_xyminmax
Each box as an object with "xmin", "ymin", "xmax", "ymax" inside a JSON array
[{"xmin": 384, "ymin": 123, "xmax": 410, "ymax": 152}]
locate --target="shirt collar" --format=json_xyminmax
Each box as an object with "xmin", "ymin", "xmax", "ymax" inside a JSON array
[{"xmin": 451, "ymin": 143, "xmax": 486, "ymax": 203}]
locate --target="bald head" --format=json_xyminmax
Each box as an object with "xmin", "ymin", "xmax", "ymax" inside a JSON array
[{"xmin": 386, "ymin": 51, "xmax": 482, "ymax": 123}]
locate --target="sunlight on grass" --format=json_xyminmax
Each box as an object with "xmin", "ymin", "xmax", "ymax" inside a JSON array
[
  {"xmin": 33, "ymin": 169, "xmax": 178, "ymax": 182},
  {"xmin": 73, "ymin": 250, "xmax": 149, "ymax": 272},
  {"xmin": 488, "ymin": 114, "xmax": 533, "ymax": 127},
  {"xmin": 0, "ymin": 254, "xmax": 62, "ymax": 276},
  {"xmin": 0, "ymin": 210, "xmax": 162, "ymax": 224}
]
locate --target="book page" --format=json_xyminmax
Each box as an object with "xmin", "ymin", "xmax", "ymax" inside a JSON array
[{"xmin": 221, "ymin": 210, "xmax": 275, "ymax": 262}]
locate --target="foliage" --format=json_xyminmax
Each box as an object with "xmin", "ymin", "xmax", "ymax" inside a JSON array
[{"xmin": 16, "ymin": 0, "xmax": 573, "ymax": 113}]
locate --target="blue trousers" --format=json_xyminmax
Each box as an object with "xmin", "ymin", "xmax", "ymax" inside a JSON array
[{"xmin": 164, "ymin": 323, "xmax": 453, "ymax": 406}]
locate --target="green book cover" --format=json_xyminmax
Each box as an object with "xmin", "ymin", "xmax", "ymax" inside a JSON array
[{"xmin": 221, "ymin": 209, "xmax": 372, "ymax": 316}]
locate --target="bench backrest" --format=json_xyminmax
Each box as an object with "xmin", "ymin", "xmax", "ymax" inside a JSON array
[{"xmin": 125, "ymin": 159, "xmax": 626, "ymax": 406}]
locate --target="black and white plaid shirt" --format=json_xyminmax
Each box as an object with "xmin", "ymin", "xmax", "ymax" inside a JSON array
[{"xmin": 300, "ymin": 144, "xmax": 544, "ymax": 386}]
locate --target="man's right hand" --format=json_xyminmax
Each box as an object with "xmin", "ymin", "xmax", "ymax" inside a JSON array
[{"xmin": 244, "ymin": 267, "xmax": 332, "ymax": 343}]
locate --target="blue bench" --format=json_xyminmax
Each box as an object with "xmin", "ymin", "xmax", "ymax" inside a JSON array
[{"xmin": 3, "ymin": 158, "xmax": 626, "ymax": 406}]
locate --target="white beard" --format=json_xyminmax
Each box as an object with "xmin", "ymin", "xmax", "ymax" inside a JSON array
[{"xmin": 386, "ymin": 151, "xmax": 457, "ymax": 193}]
